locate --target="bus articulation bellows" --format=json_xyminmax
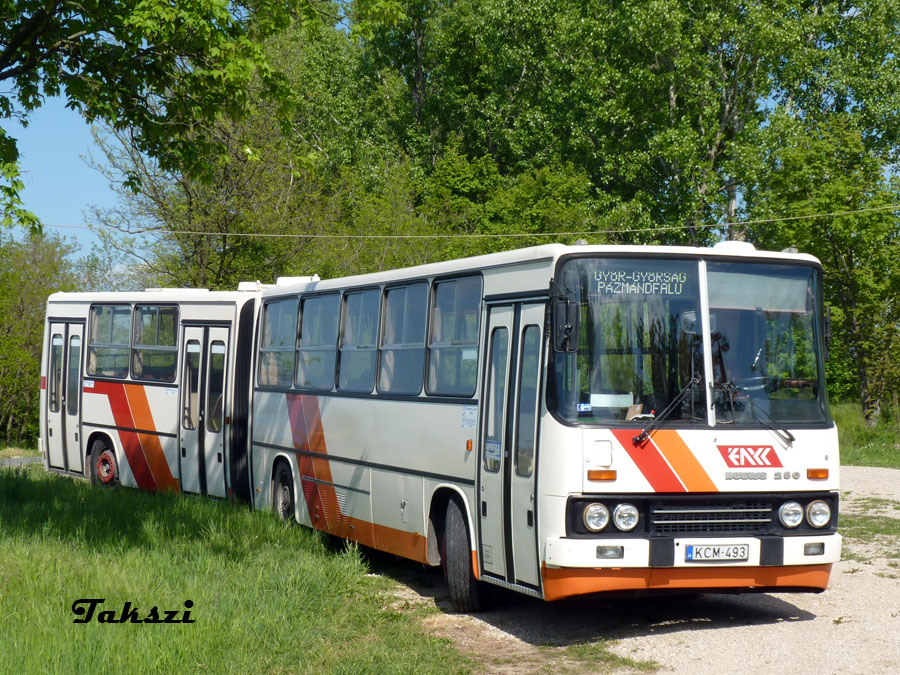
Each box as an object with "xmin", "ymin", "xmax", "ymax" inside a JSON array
[{"xmin": 40, "ymin": 243, "xmax": 841, "ymax": 611}]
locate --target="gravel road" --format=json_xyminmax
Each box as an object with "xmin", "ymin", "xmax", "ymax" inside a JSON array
[{"xmin": 386, "ymin": 465, "xmax": 900, "ymax": 675}]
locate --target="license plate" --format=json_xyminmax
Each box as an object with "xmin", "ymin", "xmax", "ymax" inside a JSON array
[{"xmin": 685, "ymin": 544, "xmax": 749, "ymax": 562}]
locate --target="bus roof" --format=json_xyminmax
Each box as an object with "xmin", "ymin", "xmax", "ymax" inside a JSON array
[{"xmin": 261, "ymin": 242, "xmax": 822, "ymax": 297}]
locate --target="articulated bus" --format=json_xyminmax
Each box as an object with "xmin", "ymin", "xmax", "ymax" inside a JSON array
[{"xmin": 40, "ymin": 243, "xmax": 841, "ymax": 611}]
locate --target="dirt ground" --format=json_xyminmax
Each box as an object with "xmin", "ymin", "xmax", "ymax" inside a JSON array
[{"xmin": 379, "ymin": 466, "xmax": 900, "ymax": 674}]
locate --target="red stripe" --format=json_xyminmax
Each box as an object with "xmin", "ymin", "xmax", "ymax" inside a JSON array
[
  {"xmin": 90, "ymin": 381, "xmax": 158, "ymax": 491},
  {"xmin": 287, "ymin": 394, "xmax": 327, "ymax": 530},
  {"xmin": 611, "ymin": 429, "xmax": 685, "ymax": 493}
]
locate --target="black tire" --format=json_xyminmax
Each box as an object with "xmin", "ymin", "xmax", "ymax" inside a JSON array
[
  {"xmin": 443, "ymin": 497, "xmax": 483, "ymax": 613},
  {"xmin": 88, "ymin": 439, "xmax": 118, "ymax": 487},
  {"xmin": 272, "ymin": 462, "xmax": 295, "ymax": 522}
]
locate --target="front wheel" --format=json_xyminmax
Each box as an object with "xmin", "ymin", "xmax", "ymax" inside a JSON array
[
  {"xmin": 272, "ymin": 463, "xmax": 295, "ymax": 522},
  {"xmin": 88, "ymin": 439, "xmax": 118, "ymax": 487},
  {"xmin": 443, "ymin": 497, "xmax": 484, "ymax": 613}
]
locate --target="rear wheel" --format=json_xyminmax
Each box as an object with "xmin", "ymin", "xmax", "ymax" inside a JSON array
[
  {"xmin": 88, "ymin": 439, "xmax": 118, "ymax": 487},
  {"xmin": 443, "ymin": 497, "xmax": 483, "ymax": 613},
  {"xmin": 273, "ymin": 462, "xmax": 295, "ymax": 522}
]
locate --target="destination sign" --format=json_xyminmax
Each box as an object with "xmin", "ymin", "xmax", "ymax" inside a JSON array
[{"xmin": 594, "ymin": 269, "xmax": 689, "ymax": 296}]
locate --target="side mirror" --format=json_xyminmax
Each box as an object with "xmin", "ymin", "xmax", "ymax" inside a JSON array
[
  {"xmin": 824, "ymin": 305, "xmax": 831, "ymax": 361},
  {"xmin": 552, "ymin": 297, "xmax": 579, "ymax": 352}
]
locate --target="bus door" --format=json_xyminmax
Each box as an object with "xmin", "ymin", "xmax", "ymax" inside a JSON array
[
  {"xmin": 179, "ymin": 325, "xmax": 230, "ymax": 498},
  {"xmin": 479, "ymin": 302, "xmax": 544, "ymax": 588},
  {"xmin": 45, "ymin": 321, "xmax": 85, "ymax": 474}
]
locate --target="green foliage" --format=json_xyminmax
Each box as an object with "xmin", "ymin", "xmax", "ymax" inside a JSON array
[
  {"xmin": 834, "ymin": 403, "xmax": 900, "ymax": 469},
  {"xmin": 55, "ymin": 0, "xmax": 900, "ymax": 423},
  {"xmin": 0, "ymin": 231, "xmax": 77, "ymax": 445},
  {"xmin": 0, "ymin": 0, "xmax": 318, "ymax": 226},
  {"xmin": 0, "ymin": 465, "xmax": 467, "ymax": 672},
  {"xmin": 748, "ymin": 115, "xmax": 900, "ymax": 422}
]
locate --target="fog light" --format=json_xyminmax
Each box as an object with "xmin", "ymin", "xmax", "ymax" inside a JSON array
[
  {"xmin": 804, "ymin": 542, "xmax": 825, "ymax": 556},
  {"xmin": 596, "ymin": 545, "xmax": 624, "ymax": 560}
]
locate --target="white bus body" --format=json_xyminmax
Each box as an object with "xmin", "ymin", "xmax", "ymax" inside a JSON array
[
  {"xmin": 41, "ymin": 244, "xmax": 841, "ymax": 610},
  {"xmin": 40, "ymin": 289, "xmax": 259, "ymax": 501}
]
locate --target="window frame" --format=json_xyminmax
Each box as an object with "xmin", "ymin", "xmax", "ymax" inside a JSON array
[
  {"xmin": 377, "ymin": 281, "xmax": 429, "ymax": 396},
  {"xmin": 296, "ymin": 292, "xmax": 341, "ymax": 391},
  {"xmin": 337, "ymin": 287, "xmax": 381, "ymax": 393},
  {"xmin": 86, "ymin": 303, "xmax": 133, "ymax": 379},
  {"xmin": 426, "ymin": 274, "xmax": 483, "ymax": 397},
  {"xmin": 257, "ymin": 296, "xmax": 300, "ymax": 389},
  {"xmin": 131, "ymin": 304, "xmax": 179, "ymax": 383}
]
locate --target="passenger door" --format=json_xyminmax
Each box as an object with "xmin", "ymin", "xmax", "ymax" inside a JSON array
[
  {"xmin": 45, "ymin": 321, "xmax": 85, "ymax": 474},
  {"xmin": 478, "ymin": 302, "xmax": 544, "ymax": 588},
  {"xmin": 179, "ymin": 325, "xmax": 230, "ymax": 497}
]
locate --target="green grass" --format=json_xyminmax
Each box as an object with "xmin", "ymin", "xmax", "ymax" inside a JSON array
[
  {"xmin": 0, "ymin": 446, "xmax": 40, "ymax": 460},
  {"xmin": 0, "ymin": 465, "xmax": 468, "ymax": 674},
  {"xmin": 563, "ymin": 642, "xmax": 659, "ymax": 672},
  {"xmin": 839, "ymin": 514, "xmax": 900, "ymax": 540},
  {"xmin": 833, "ymin": 403, "xmax": 900, "ymax": 469}
]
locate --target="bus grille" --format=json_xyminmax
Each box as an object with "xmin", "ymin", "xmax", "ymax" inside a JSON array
[{"xmin": 649, "ymin": 500, "xmax": 773, "ymax": 535}]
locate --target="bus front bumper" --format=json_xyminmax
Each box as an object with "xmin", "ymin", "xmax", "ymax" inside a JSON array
[
  {"xmin": 544, "ymin": 532, "xmax": 842, "ymax": 569},
  {"xmin": 540, "ymin": 534, "xmax": 841, "ymax": 601}
]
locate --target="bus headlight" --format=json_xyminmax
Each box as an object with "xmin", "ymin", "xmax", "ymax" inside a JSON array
[
  {"xmin": 779, "ymin": 501, "xmax": 804, "ymax": 528},
  {"xmin": 806, "ymin": 500, "xmax": 831, "ymax": 528},
  {"xmin": 584, "ymin": 503, "xmax": 610, "ymax": 532},
  {"xmin": 613, "ymin": 503, "xmax": 639, "ymax": 531}
]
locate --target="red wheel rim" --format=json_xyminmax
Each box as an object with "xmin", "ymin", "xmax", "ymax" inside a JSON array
[{"xmin": 96, "ymin": 450, "xmax": 115, "ymax": 484}]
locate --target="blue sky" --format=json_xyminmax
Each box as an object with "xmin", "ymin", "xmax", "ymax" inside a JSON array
[{"xmin": 6, "ymin": 95, "xmax": 116, "ymax": 253}]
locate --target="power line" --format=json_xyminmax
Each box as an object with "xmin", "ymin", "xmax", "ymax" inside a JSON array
[{"xmin": 35, "ymin": 203, "xmax": 900, "ymax": 240}]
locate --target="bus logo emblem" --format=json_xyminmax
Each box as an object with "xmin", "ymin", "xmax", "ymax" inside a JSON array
[{"xmin": 717, "ymin": 445, "xmax": 782, "ymax": 468}]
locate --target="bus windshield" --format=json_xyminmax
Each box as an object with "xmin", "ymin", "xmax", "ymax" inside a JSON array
[
  {"xmin": 550, "ymin": 256, "xmax": 829, "ymax": 428},
  {"xmin": 550, "ymin": 257, "xmax": 707, "ymax": 424},
  {"xmin": 709, "ymin": 262, "xmax": 828, "ymax": 425}
]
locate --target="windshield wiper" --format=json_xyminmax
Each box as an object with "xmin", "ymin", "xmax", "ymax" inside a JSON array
[
  {"xmin": 633, "ymin": 375, "xmax": 701, "ymax": 446},
  {"xmin": 716, "ymin": 382, "xmax": 795, "ymax": 445}
]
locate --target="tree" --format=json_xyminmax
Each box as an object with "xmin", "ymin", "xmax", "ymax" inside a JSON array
[
  {"xmin": 748, "ymin": 114, "xmax": 900, "ymax": 424},
  {"xmin": 0, "ymin": 0, "xmax": 325, "ymax": 227},
  {"xmin": 0, "ymin": 230, "xmax": 77, "ymax": 444}
]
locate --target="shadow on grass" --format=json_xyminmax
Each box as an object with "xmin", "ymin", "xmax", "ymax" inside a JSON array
[
  {"xmin": 0, "ymin": 465, "xmax": 255, "ymax": 556},
  {"xmin": 360, "ymin": 545, "xmax": 818, "ymax": 648}
]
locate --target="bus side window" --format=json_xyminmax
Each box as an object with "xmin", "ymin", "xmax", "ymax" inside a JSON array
[
  {"xmin": 379, "ymin": 283, "xmax": 427, "ymax": 395},
  {"xmin": 132, "ymin": 305, "xmax": 178, "ymax": 382},
  {"xmin": 427, "ymin": 276, "xmax": 482, "ymax": 397},
  {"xmin": 87, "ymin": 304, "xmax": 131, "ymax": 378},
  {"xmin": 297, "ymin": 294, "xmax": 339, "ymax": 390},
  {"xmin": 258, "ymin": 298, "xmax": 299, "ymax": 388},
  {"xmin": 338, "ymin": 289, "xmax": 380, "ymax": 393}
]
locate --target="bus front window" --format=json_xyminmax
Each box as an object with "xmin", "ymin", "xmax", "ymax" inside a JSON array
[
  {"xmin": 551, "ymin": 258, "xmax": 707, "ymax": 425},
  {"xmin": 708, "ymin": 262, "xmax": 828, "ymax": 425}
]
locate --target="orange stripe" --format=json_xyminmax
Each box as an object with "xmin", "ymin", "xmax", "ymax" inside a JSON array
[
  {"xmin": 542, "ymin": 564, "xmax": 832, "ymax": 602},
  {"xmin": 123, "ymin": 384, "xmax": 179, "ymax": 493},
  {"xmin": 651, "ymin": 430, "xmax": 718, "ymax": 492}
]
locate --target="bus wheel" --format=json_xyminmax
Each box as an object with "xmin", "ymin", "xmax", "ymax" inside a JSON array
[
  {"xmin": 443, "ymin": 497, "xmax": 483, "ymax": 613},
  {"xmin": 89, "ymin": 439, "xmax": 118, "ymax": 487},
  {"xmin": 273, "ymin": 463, "xmax": 295, "ymax": 522}
]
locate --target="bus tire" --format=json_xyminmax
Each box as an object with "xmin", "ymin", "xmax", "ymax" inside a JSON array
[
  {"xmin": 88, "ymin": 438, "xmax": 118, "ymax": 487},
  {"xmin": 272, "ymin": 462, "xmax": 295, "ymax": 522},
  {"xmin": 443, "ymin": 497, "xmax": 483, "ymax": 613}
]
